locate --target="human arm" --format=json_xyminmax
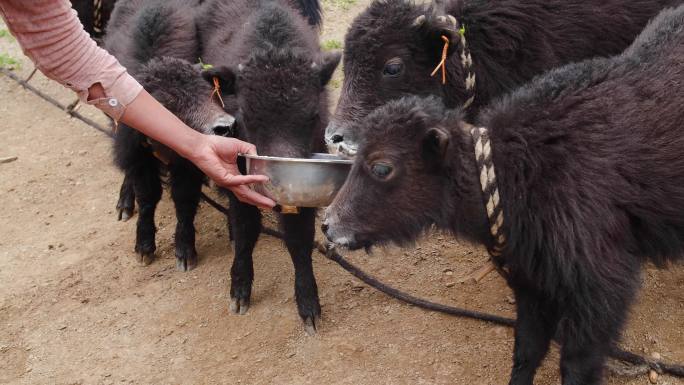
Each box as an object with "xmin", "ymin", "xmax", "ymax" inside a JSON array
[{"xmin": 0, "ymin": 0, "xmax": 274, "ymax": 208}]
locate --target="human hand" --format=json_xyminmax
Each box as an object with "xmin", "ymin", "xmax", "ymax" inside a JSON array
[{"xmin": 188, "ymin": 134, "xmax": 276, "ymax": 208}]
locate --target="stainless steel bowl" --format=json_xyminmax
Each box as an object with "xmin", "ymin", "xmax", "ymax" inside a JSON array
[{"xmin": 241, "ymin": 153, "xmax": 353, "ymax": 207}]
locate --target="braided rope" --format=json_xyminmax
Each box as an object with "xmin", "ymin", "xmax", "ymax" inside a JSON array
[
  {"xmin": 417, "ymin": 12, "xmax": 477, "ymax": 110},
  {"xmin": 93, "ymin": 0, "xmax": 103, "ymax": 34},
  {"xmin": 457, "ymin": 24, "xmax": 476, "ymax": 110},
  {"xmin": 470, "ymin": 126, "xmax": 506, "ymax": 256}
]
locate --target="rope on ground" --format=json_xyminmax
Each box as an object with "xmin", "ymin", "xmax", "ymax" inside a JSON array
[
  {"xmin": 1, "ymin": 68, "xmax": 113, "ymax": 139},
  {"xmin": 3, "ymin": 66, "xmax": 683, "ymax": 379}
]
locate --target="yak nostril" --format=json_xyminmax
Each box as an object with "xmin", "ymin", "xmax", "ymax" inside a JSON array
[
  {"xmin": 321, "ymin": 223, "xmax": 329, "ymax": 234},
  {"xmin": 213, "ymin": 125, "xmax": 233, "ymax": 137},
  {"xmin": 331, "ymin": 134, "xmax": 344, "ymax": 144}
]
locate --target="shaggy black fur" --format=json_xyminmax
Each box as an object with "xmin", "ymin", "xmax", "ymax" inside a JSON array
[
  {"xmin": 197, "ymin": 0, "xmax": 340, "ymax": 329},
  {"xmin": 325, "ymin": 0, "xmax": 683, "ymax": 156},
  {"xmin": 105, "ymin": 0, "xmax": 235, "ymax": 271},
  {"xmin": 324, "ymin": 6, "xmax": 684, "ymax": 385},
  {"xmin": 294, "ymin": 0, "xmax": 323, "ymax": 27}
]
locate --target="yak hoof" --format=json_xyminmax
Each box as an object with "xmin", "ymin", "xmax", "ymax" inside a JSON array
[
  {"xmin": 303, "ymin": 315, "xmax": 321, "ymax": 336},
  {"xmin": 230, "ymin": 297, "xmax": 250, "ymax": 315},
  {"xmin": 117, "ymin": 207, "xmax": 134, "ymax": 222},
  {"xmin": 175, "ymin": 245, "xmax": 198, "ymax": 272},
  {"xmin": 175, "ymin": 255, "xmax": 197, "ymax": 272},
  {"xmin": 136, "ymin": 251, "xmax": 155, "ymax": 266}
]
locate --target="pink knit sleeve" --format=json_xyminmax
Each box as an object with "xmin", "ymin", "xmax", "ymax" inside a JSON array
[{"xmin": 0, "ymin": 0, "xmax": 142, "ymax": 120}]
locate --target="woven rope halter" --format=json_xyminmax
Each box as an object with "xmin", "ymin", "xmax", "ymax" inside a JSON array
[
  {"xmin": 420, "ymin": 14, "xmax": 477, "ymax": 111},
  {"xmin": 469, "ymin": 126, "xmax": 506, "ymax": 257},
  {"xmin": 457, "ymin": 26, "xmax": 477, "ymax": 110},
  {"xmin": 416, "ymin": 14, "xmax": 502, "ymax": 255},
  {"xmin": 93, "ymin": 0, "xmax": 104, "ymax": 34}
]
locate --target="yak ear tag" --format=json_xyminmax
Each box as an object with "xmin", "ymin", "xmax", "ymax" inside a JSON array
[
  {"xmin": 210, "ymin": 76, "xmax": 225, "ymax": 108},
  {"xmin": 430, "ymin": 35, "xmax": 450, "ymax": 85},
  {"xmin": 199, "ymin": 58, "xmax": 225, "ymax": 108}
]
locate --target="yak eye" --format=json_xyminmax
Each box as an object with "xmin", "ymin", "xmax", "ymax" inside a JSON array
[
  {"xmin": 371, "ymin": 162, "xmax": 393, "ymax": 179},
  {"xmin": 382, "ymin": 59, "xmax": 404, "ymax": 77}
]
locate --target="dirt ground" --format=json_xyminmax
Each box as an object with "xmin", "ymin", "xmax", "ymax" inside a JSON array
[{"xmin": 1, "ymin": 2, "xmax": 683, "ymax": 384}]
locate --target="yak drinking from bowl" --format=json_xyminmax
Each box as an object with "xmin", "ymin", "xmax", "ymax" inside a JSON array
[{"xmin": 324, "ymin": 6, "xmax": 684, "ymax": 385}]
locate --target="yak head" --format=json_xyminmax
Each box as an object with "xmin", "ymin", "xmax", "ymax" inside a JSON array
[{"xmin": 325, "ymin": 0, "xmax": 471, "ymax": 158}]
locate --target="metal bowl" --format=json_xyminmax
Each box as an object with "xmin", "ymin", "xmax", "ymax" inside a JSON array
[{"xmin": 241, "ymin": 153, "xmax": 353, "ymax": 207}]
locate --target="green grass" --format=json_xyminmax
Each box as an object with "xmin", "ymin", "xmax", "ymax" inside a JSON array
[
  {"xmin": 321, "ymin": 39, "xmax": 343, "ymax": 51},
  {"xmin": 0, "ymin": 29, "xmax": 14, "ymax": 41},
  {"xmin": 329, "ymin": 78, "xmax": 341, "ymax": 89},
  {"xmin": 323, "ymin": 0, "xmax": 357, "ymax": 10},
  {"xmin": 0, "ymin": 53, "xmax": 21, "ymax": 70}
]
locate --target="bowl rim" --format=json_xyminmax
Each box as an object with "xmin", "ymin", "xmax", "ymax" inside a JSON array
[{"xmin": 239, "ymin": 153, "xmax": 353, "ymax": 164}]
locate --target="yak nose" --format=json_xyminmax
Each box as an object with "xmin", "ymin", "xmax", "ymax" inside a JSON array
[
  {"xmin": 213, "ymin": 125, "xmax": 233, "ymax": 137},
  {"xmin": 324, "ymin": 121, "xmax": 343, "ymax": 144},
  {"xmin": 211, "ymin": 114, "xmax": 236, "ymax": 136},
  {"xmin": 321, "ymin": 214, "xmax": 334, "ymax": 241}
]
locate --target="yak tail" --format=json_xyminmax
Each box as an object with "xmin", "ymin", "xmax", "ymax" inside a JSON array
[
  {"xmin": 293, "ymin": 0, "xmax": 322, "ymax": 27},
  {"xmin": 130, "ymin": 0, "xmax": 199, "ymax": 66}
]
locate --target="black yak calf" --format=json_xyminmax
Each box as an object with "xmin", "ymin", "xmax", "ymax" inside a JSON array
[
  {"xmin": 325, "ymin": 0, "xmax": 682, "ymax": 156},
  {"xmin": 105, "ymin": 0, "xmax": 235, "ymax": 270},
  {"xmin": 198, "ymin": 0, "xmax": 340, "ymax": 331},
  {"xmin": 323, "ymin": 6, "xmax": 684, "ymax": 385}
]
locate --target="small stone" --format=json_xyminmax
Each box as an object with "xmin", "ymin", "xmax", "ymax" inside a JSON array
[
  {"xmin": 651, "ymin": 352, "xmax": 661, "ymax": 360},
  {"xmin": 505, "ymin": 296, "xmax": 516, "ymax": 304},
  {"xmin": 57, "ymin": 325, "xmax": 67, "ymax": 330},
  {"xmin": 231, "ymin": 354, "xmax": 238, "ymax": 359},
  {"xmin": 0, "ymin": 156, "xmax": 18, "ymax": 164},
  {"xmin": 286, "ymin": 352, "xmax": 296, "ymax": 358},
  {"xmin": 445, "ymin": 282, "xmax": 456, "ymax": 288},
  {"xmin": 649, "ymin": 369, "xmax": 658, "ymax": 384}
]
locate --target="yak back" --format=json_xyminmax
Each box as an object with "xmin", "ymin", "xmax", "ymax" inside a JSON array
[
  {"xmin": 456, "ymin": 0, "xmax": 683, "ymax": 105},
  {"xmin": 198, "ymin": 0, "xmax": 319, "ymax": 66},
  {"xmin": 105, "ymin": 0, "xmax": 201, "ymax": 75},
  {"xmin": 476, "ymin": 6, "xmax": 684, "ymax": 288}
]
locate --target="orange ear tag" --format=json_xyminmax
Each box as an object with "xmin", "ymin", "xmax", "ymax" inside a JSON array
[
  {"xmin": 210, "ymin": 76, "xmax": 225, "ymax": 108},
  {"xmin": 430, "ymin": 35, "xmax": 450, "ymax": 85}
]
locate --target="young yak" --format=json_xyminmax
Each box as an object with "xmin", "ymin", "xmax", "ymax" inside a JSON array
[
  {"xmin": 323, "ymin": 6, "xmax": 684, "ymax": 385},
  {"xmin": 325, "ymin": 0, "xmax": 683, "ymax": 156},
  {"xmin": 106, "ymin": 0, "xmax": 236, "ymax": 271},
  {"xmin": 198, "ymin": 0, "xmax": 340, "ymax": 332}
]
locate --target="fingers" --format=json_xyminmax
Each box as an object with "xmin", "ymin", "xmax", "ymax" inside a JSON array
[
  {"xmin": 225, "ymin": 174, "xmax": 269, "ymax": 185},
  {"xmin": 230, "ymin": 185, "xmax": 275, "ymax": 208},
  {"xmin": 210, "ymin": 136, "xmax": 258, "ymax": 160},
  {"xmin": 232, "ymin": 139, "xmax": 258, "ymax": 156}
]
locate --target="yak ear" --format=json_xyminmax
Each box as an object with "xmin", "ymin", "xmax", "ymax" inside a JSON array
[
  {"xmin": 421, "ymin": 126, "xmax": 451, "ymax": 167},
  {"xmin": 412, "ymin": 1, "xmax": 462, "ymax": 57},
  {"xmin": 201, "ymin": 65, "xmax": 237, "ymax": 95},
  {"xmin": 317, "ymin": 50, "xmax": 342, "ymax": 87}
]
